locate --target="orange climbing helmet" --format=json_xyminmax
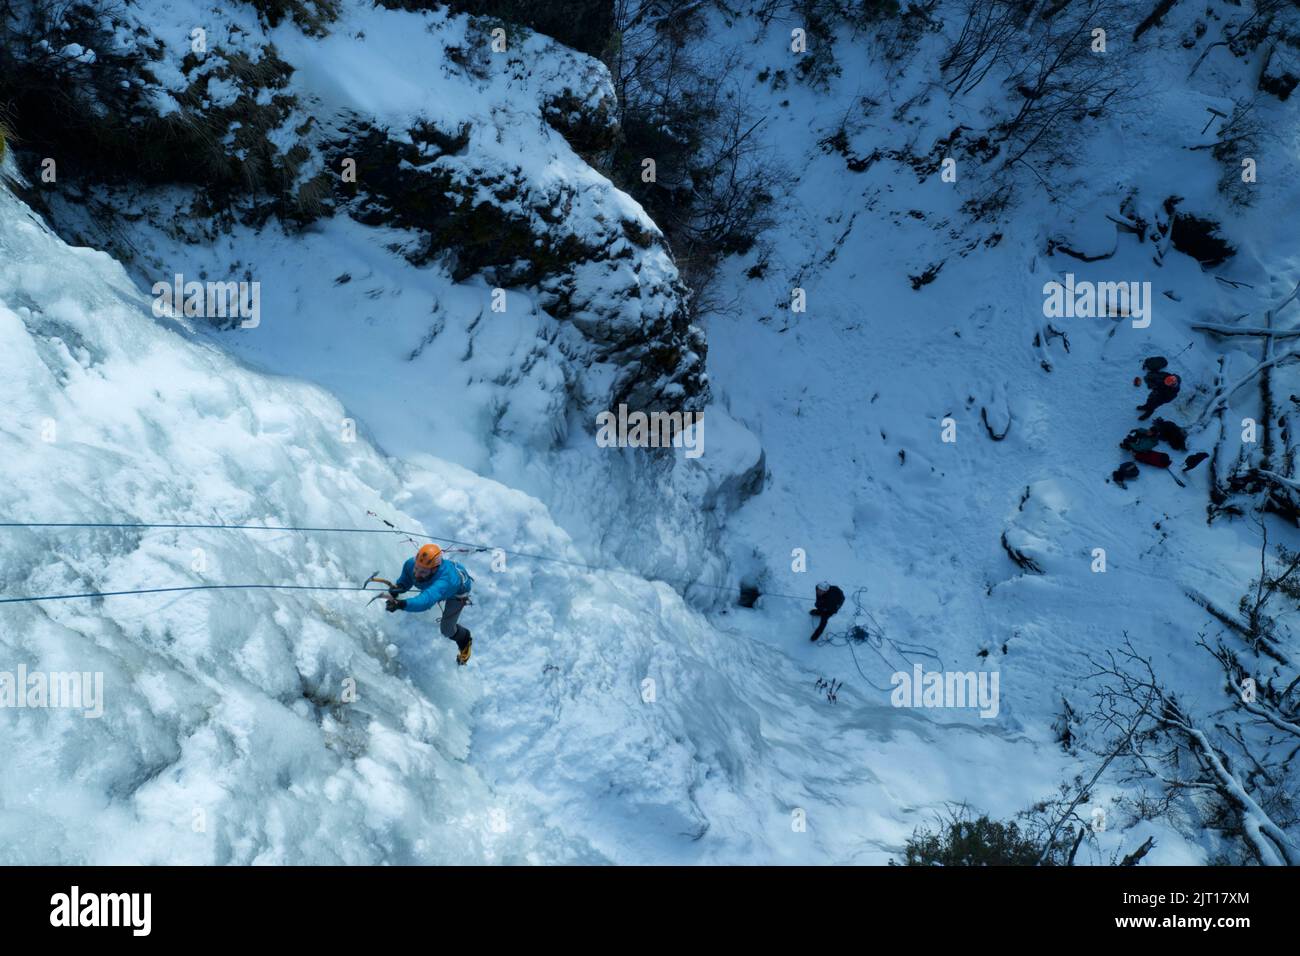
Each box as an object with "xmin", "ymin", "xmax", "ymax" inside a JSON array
[
  {"xmin": 415, "ymin": 543, "xmax": 443, "ymax": 571},
  {"xmin": 1164, "ymin": 374, "xmax": 1179, "ymax": 387}
]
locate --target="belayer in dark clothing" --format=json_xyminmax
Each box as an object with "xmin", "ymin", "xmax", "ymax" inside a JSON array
[
  {"xmin": 1135, "ymin": 357, "xmax": 1181, "ymax": 421},
  {"xmin": 1116, "ymin": 362, "xmax": 1194, "ymax": 488},
  {"xmin": 1138, "ymin": 355, "xmax": 1168, "ymax": 377},
  {"xmin": 809, "ymin": 582, "xmax": 845, "ymax": 642},
  {"xmin": 385, "ymin": 543, "xmax": 475, "ymax": 665}
]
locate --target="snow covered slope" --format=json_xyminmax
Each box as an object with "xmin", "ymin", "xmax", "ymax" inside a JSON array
[
  {"xmin": 1, "ymin": 179, "xmax": 1072, "ymax": 863},
  {"xmin": 8, "ymin": 0, "xmax": 1300, "ymax": 866},
  {"xmin": 692, "ymin": 3, "xmax": 1300, "ymax": 863},
  {"xmin": 0, "ymin": 177, "xmax": 501, "ymax": 863}
]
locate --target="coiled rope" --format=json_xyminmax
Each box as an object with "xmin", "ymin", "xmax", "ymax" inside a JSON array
[{"xmin": 817, "ymin": 587, "xmax": 945, "ymax": 689}]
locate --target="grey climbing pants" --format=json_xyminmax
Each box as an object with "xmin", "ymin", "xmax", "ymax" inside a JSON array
[{"xmin": 440, "ymin": 596, "xmax": 471, "ymax": 651}]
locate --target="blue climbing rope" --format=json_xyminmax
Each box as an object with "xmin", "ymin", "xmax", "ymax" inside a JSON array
[
  {"xmin": 0, "ymin": 516, "xmax": 815, "ymax": 604},
  {"xmin": 0, "ymin": 582, "xmax": 371, "ymax": 605},
  {"xmin": 0, "ymin": 519, "xmax": 950, "ymax": 697}
]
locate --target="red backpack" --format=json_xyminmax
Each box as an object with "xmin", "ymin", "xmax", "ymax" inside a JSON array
[{"xmin": 1134, "ymin": 449, "xmax": 1171, "ymax": 468}]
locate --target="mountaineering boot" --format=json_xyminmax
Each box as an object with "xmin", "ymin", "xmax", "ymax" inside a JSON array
[{"xmin": 456, "ymin": 627, "xmax": 472, "ymax": 666}]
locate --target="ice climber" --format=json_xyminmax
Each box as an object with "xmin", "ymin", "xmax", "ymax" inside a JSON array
[
  {"xmin": 385, "ymin": 543, "xmax": 475, "ymax": 665},
  {"xmin": 809, "ymin": 582, "xmax": 846, "ymax": 642}
]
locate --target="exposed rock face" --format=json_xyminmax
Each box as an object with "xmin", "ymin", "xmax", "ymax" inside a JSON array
[
  {"xmin": 1261, "ymin": 39, "xmax": 1300, "ymax": 101},
  {"xmin": 1170, "ymin": 210, "xmax": 1236, "ymax": 269},
  {"xmin": 379, "ymin": 0, "xmax": 616, "ymax": 58},
  {"xmin": 0, "ymin": 0, "xmax": 706, "ymax": 418},
  {"xmin": 331, "ymin": 111, "xmax": 705, "ymax": 413}
]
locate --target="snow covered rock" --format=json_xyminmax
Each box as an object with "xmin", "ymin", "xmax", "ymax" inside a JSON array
[
  {"xmin": 3, "ymin": 0, "xmax": 705, "ymax": 414},
  {"xmin": 1260, "ymin": 40, "xmax": 1300, "ymax": 101},
  {"xmin": 1047, "ymin": 214, "xmax": 1118, "ymax": 263},
  {"xmin": 1002, "ymin": 483, "xmax": 1073, "ymax": 579}
]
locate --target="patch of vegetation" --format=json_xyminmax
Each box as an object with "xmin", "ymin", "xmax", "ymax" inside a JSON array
[
  {"xmin": 1206, "ymin": 99, "xmax": 1267, "ymax": 207},
  {"xmin": 607, "ymin": 2, "xmax": 788, "ymax": 316},
  {"xmin": 896, "ymin": 805, "xmax": 1047, "ymax": 866},
  {"xmin": 248, "ymin": 0, "xmax": 341, "ymax": 36},
  {"xmin": 336, "ymin": 119, "xmax": 632, "ymax": 294},
  {"xmin": 1166, "ymin": 201, "xmax": 1236, "ymax": 267},
  {"xmin": 0, "ymin": 2, "xmax": 327, "ymax": 224},
  {"xmin": 376, "ymin": 0, "xmax": 616, "ymax": 58},
  {"xmin": 542, "ymin": 87, "xmax": 619, "ymax": 163}
]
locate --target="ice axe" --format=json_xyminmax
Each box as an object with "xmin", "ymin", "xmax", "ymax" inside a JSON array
[{"xmin": 362, "ymin": 571, "xmax": 397, "ymax": 606}]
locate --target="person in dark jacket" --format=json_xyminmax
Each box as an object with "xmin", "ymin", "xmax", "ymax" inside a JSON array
[
  {"xmin": 809, "ymin": 582, "xmax": 845, "ymax": 642},
  {"xmin": 1136, "ymin": 357, "xmax": 1181, "ymax": 421}
]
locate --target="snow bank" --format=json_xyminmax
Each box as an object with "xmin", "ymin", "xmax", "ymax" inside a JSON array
[{"xmin": 1, "ymin": 185, "xmax": 1034, "ymax": 863}]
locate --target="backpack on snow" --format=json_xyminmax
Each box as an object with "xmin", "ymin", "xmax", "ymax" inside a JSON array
[
  {"xmin": 1112, "ymin": 461, "xmax": 1140, "ymax": 486},
  {"xmin": 1142, "ymin": 356, "xmax": 1168, "ymax": 373},
  {"xmin": 1120, "ymin": 428, "xmax": 1159, "ymax": 453},
  {"xmin": 1134, "ymin": 449, "xmax": 1172, "ymax": 468},
  {"xmin": 1151, "ymin": 418, "xmax": 1187, "ymax": 451}
]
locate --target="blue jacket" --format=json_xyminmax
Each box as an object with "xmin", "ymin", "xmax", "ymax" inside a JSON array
[{"xmin": 393, "ymin": 557, "xmax": 473, "ymax": 612}]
